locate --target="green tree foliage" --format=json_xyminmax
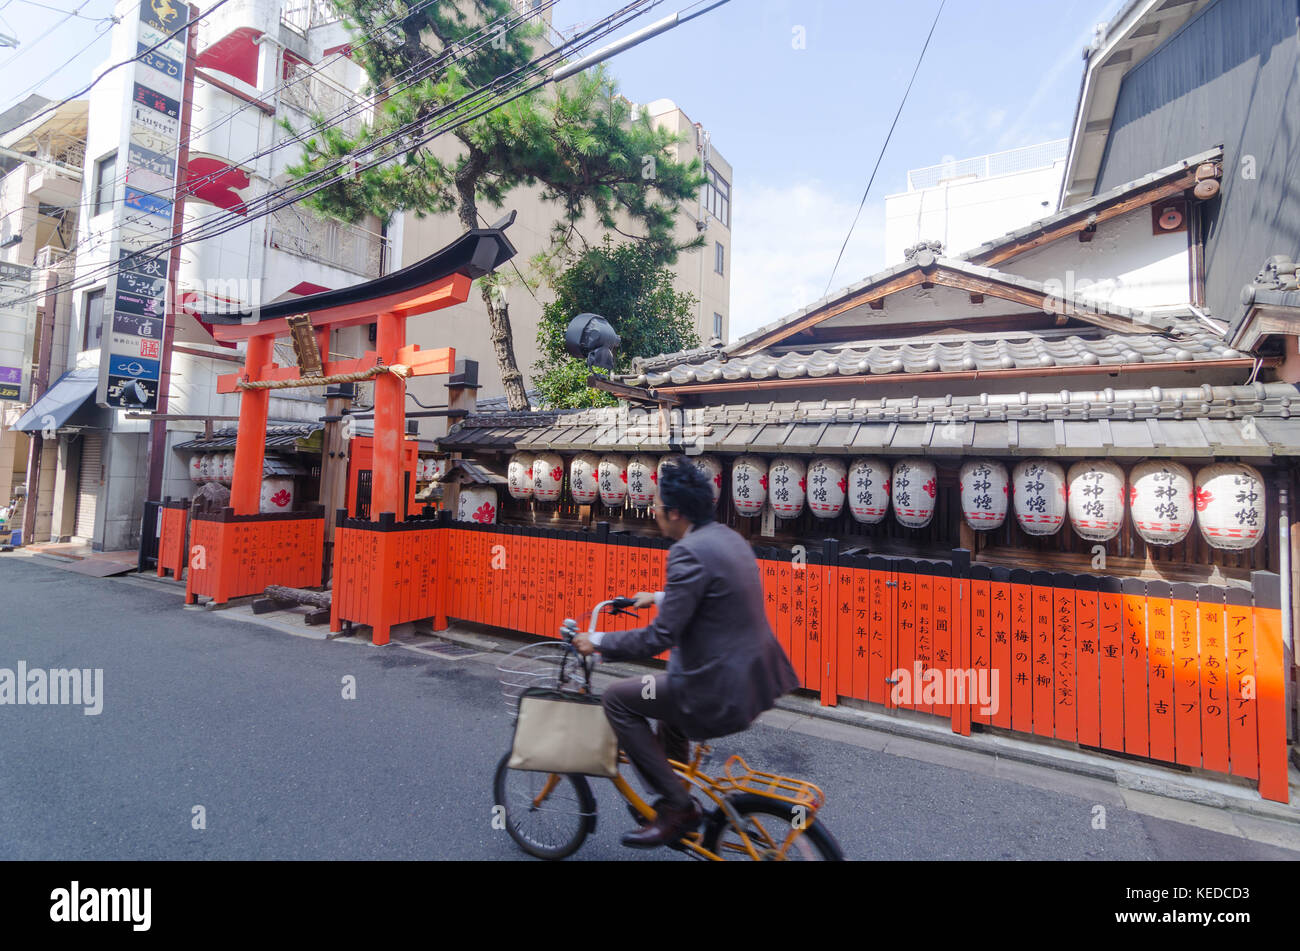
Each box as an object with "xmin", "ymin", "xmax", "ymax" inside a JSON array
[
  {"xmin": 283, "ymin": 0, "xmax": 706, "ymax": 409},
  {"xmin": 534, "ymin": 238, "xmax": 700, "ymax": 409}
]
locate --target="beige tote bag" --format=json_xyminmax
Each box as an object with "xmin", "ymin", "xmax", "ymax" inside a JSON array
[{"xmin": 509, "ymin": 688, "xmax": 619, "ymax": 778}]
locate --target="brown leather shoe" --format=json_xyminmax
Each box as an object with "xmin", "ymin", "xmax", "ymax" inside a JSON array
[{"xmin": 620, "ymin": 799, "xmax": 702, "ymax": 850}]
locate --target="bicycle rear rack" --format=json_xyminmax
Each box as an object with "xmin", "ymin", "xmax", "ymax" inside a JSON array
[{"xmin": 720, "ymin": 755, "xmax": 825, "ymax": 811}]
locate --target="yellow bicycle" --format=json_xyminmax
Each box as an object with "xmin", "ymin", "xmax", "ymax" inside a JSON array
[{"xmin": 494, "ymin": 599, "xmax": 844, "ymax": 861}]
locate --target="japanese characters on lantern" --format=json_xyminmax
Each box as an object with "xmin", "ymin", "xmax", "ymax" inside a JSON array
[
  {"xmin": 569, "ymin": 452, "xmax": 601, "ymax": 505},
  {"xmin": 532, "ymin": 451, "xmax": 565, "ymax": 502},
  {"xmin": 692, "ymin": 454, "xmax": 723, "ymax": 505},
  {"xmin": 892, "ymin": 458, "xmax": 937, "ymax": 528},
  {"xmin": 1130, "ymin": 460, "xmax": 1194, "ymax": 545},
  {"xmin": 806, "ymin": 456, "xmax": 847, "ymax": 519},
  {"xmin": 731, "ymin": 454, "xmax": 767, "ymax": 516},
  {"xmin": 1067, "ymin": 460, "xmax": 1125, "ymax": 541},
  {"xmin": 767, "ymin": 456, "xmax": 806, "ymax": 518},
  {"xmin": 507, "ymin": 453, "xmax": 535, "ymax": 501},
  {"xmin": 457, "ymin": 484, "xmax": 498, "ymax": 524},
  {"xmin": 959, "ymin": 459, "xmax": 1008, "ymax": 531},
  {"xmin": 1012, "ymin": 459, "xmax": 1066, "ymax": 536},
  {"xmin": 1195, "ymin": 462, "xmax": 1265, "ymax": 550},
  {"xmin": 598, "ymin": 454, "xmax": 629, "ymax": 507},
  {"xmin": 626, "ymin": 454, "xmax": 658, "ymax": 509},
  {"xmin": 848, "ymin": 457, "xmax": 890, "ymax": 524}
]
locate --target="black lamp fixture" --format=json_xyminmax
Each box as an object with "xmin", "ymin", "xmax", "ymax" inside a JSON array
[{"xmin": 564, "ymin": 312, "xmax": 620, "ymax": 372}]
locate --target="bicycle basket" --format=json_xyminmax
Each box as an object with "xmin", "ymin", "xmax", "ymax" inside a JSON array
[{"xmin": 496, "ymin": 641, "xmax": 590, "ymax": 721}]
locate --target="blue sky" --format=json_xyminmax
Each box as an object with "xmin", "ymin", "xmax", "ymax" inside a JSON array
[{"xmin": 0, "ymin": 0, "xmax": 1124, "ymax": 335}]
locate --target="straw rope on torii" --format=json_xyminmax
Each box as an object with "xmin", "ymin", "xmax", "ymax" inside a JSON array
[{"xmin": 235, "ymin": 363, "xmax": 413, "ymax": 390}]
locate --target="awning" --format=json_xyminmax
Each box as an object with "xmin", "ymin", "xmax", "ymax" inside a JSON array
[{"xmin": 11, "ymin": 367, "xmax": 98, "ymax": 432}]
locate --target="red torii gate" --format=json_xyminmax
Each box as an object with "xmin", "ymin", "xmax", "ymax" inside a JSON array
[{"xmin": 182, "ymin": 220, "xmax": 517, "ymax": 636}]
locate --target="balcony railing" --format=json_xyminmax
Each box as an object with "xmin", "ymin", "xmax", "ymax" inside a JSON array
[
  {"xmin": 267, "ymin": 208, "xmax": 387, "ymax": 278},
  {"xmin": 280, "ymin": 60, "xmax": 368, "ymax": 139},
  {"xmin": 33, "ymin": 245, "xmax": 72, "ymax": 270},
  {"xmin": 280, "ymin": 0, "xmax": 341, "ymax": 35}
]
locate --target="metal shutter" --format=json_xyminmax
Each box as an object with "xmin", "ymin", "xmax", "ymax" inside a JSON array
[{"xmin": 74, "ymin": 432, "xmax": 102, "ymax": 540}]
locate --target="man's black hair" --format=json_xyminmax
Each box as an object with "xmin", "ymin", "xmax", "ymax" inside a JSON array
[{"xmin": 658, "ymin": 456, "xmax": 715, "ymax": 527}]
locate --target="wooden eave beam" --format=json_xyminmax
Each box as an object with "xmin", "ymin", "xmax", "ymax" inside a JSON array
[
  {"xmin": 968, "ymin": 172, "xmax": 1199, "ymax": 268},
  {"xmin": 933, "ymin": 267, "xmax": 1159, "ymax": 335},
  {"xmin": 589, "ymin": 373, "xmax": 677, "ymax": 406}
]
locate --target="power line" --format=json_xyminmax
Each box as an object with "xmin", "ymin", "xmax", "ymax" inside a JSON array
[
  {"xmin": 9, "ymin": 0, "xmax": 116, "ymax": 21},
  {"xmin": 823, "ymin": 0, "xmax": 945, "ymax": 296},
  {"xmin": 10, "ymin": 0, "xmax": 665, "ymax": 308}
]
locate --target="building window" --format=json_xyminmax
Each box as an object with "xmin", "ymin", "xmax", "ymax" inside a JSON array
[
  {"xmin": 703, "ymin": 164, "xmax": 729, "ymax": 227},
  {"xmin": 82, "ymin": 288, "xmax": 105, "ymax": 351},
  {"xmin": 713, "ymin": 313, "xmax": 723, "ymax": 339},
  {"xmin": 93, "ymin": 153, "xmax": 116, "ymax": 217},
  {"xmin": 714, "ymin": 241, "xmax": 724, "ymax": 275}
]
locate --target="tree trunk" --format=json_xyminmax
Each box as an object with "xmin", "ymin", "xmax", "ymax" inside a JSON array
[{"xmin": 456, "ymin": 149, "xmax": 530, "ymax": 411}]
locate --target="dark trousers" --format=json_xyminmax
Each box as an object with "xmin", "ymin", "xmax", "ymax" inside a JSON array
[{"xmin": 601, "ymin": 674, "xmax": 692, "ymax": 810}]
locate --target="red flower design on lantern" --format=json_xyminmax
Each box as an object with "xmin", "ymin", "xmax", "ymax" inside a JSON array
[
  {"xmin": 472, "ymin": 502, "xmax": 495, "ymax": 523},
  {"xmin": 270, "ymin": 489, "xmax": 290, "ymax": 507},
  {"xmin": 550, "ymin": 465, "xmax": 563, "ymax": 482},
  {"xmin": 837, "ymin": 476, "xmax": 847, "ymax": 493},
  {"xmin": 650, "ymin": 470, "xmax": 658, "ymax": 484},
  {"xmin": 759, "ymin": 474, "xmax": 768, "ymax": 490},
  {"xmin": 1128, "ymin": 485, "xmax": 1138, "ymax": 505},
  {"xmin": 1194, "ymin": 486, "xmax": 1213, "ymax": 511},
  {"xmin": 923, "ymin": 478, "xmax": 936, "ymax": 498},
  {"xmin": 798, "ymin": 477, "xmax": 806, "ymax": 492},
  {"xmin": 714, "ymin": 473, "xmax": 722, "ymax": 487}
]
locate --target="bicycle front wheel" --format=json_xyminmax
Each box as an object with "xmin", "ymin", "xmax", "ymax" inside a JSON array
[
  {"xmin": 701, "ymin": 794, "xmax": 844, "ymax": 861},
  {"xmin": 493, "ymin": 752, "xmax": 596, "ymax": 860}
]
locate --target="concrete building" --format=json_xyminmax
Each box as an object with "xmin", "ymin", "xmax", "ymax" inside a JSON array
[{"xmin": 884, "ymin": 139, "xmax": 1067, "ymax": 266}]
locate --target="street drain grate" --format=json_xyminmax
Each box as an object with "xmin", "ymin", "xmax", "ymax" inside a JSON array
[{"xmin": 422, "ymin": 642, "xmax": 481, "ymax": 657}]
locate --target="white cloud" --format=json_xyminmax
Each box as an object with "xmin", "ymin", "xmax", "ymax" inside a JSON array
[{"xmin": 728, "ymin": 180, "xmax": 886, "ymax": 341}]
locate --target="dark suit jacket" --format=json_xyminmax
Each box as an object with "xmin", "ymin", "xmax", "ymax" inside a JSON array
[{"xmin": 596, "ymin": 521, "xmax": 800, "ymax": 739}]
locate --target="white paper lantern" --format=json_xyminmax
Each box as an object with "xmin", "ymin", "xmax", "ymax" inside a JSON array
[
  {"xmin": 691, "ymin": 455, "xmax": 723, "ymax": 505},
  {"xmin": 806, "ymin": 456, "xmax": 847, "ymax": 519},
  {"xmin": 456, "ymin": 484, "xmax": 498, "ymax": 524},
  {"xmin": 959, "ymin": 459, "xmax": 1008, "ymax": 531},
  {"xmin": 848, "ymin": 458, "xmax": 890, "ymax": 524},
  {"xmin": 1130, "ymin": 460, "xmax": 1194, "ymax": 546},
  {"xmin": 428, "ymin": 457, "xmax": 446, "ymax": 482},
  {"xmin": 507, "ymin": 453, "xmax": 535, "ymax": 500},
  {"xmin": 598, "ymin": 454, "xmax": 628, "ymax": 507},
  {"xmin": 532, "ymin": 452, "xmax": 565, "ymax": 502},
  {"xmin": 1013, "ymin": 459, "xmax": 1067, "ymax": 536},
  {"xmin": 218, "ymin": 452, "xmax": 235, "ymax": 486},
  {"xmin": 767, "ymin": 457, "xmax": 806, "ymax": 518},
  {"xmin": 569, "ymin": 453, "xmax": 601, "ymax": 505},
  {"xmin": 189, "ymin": 454, "xmax": 205, "ymax": 483},
  {"xmin": 1195, "ymin": 463, "xmax": 1265, "ymax": 550},
  {"xmin": 259, "ymin": 477, "xmax": 295, "ymax": 514},
  {"xmin": 1067, "ymin": 460, "xmax": 1125, "ymax": 541},
  {"xmin": 200, "ymin": 453, "xmax": 217, "ymax": 483},
  {"xmin": 626, "ymin": 454, "xmax": 658, "ymax": 508},
  {"xmin": 731, "ymin": 455, "xmax": 767, "ymax": 516},
  {"xmin": 892, "ymin": 458, "xmax": 937, "ymax": 529},
  {"xmin": 416, "ymin": 458, "xmax": 431, "ymax": 482}
]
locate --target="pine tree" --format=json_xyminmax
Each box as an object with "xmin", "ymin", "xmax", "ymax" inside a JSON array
[{"xmin": 284, "ymin": 0, "xmax": 707, "ymax": 409}]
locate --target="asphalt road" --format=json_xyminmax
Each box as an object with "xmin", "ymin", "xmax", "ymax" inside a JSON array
[{"xmin": 0, "ymin": 555, "xmax": 1296, "ymax": 861}]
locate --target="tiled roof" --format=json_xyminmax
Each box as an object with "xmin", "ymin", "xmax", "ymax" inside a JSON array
[
  {"xmin": 440, "ymin": 383, "xmax": 1300, "ymax": 457},
  {"xmin": 624, "ymin": 320, "xmax": 1237, "ymax": 388},
  {"xmin": 172, "ymin": 423, "xmax": 323, "ymax": 451}
]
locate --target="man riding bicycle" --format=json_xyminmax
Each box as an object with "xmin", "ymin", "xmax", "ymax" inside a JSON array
[{"xmin": 572, "ymin": 457, "xmax": 800, "ymax": 849}]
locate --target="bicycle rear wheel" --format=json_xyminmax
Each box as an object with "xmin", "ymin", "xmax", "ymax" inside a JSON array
[
  {"xmin": 493, "ymin": 752, "xmax": 596, "ymax": 860},
  {"xmin": 701, "ymin": 794, "xmax": 844, "ymax": 861}
]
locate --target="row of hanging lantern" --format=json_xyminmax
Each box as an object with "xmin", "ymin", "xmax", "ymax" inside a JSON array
[
  {"xmin": 188, "ymin": 452, "xmax": 235, "ymax": 485},
  {"xmin": 417, "ymin": 457, "xmax": 447, "ymax": 482},
  {"xmin": 497, "ymin": 452, "xmax": 1265, "ymax": 551}
]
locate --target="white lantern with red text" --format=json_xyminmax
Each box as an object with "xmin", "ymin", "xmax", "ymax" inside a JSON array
[
  {"xmin": 1195, "ymin": 463, "xmax": 1265, "ymax": 550},
  {"xmin": 189, "ymin": 454, "xmax": 204, "ymax": 483},
  {"xmin": 1013, "ymin": 460, "xmax": 1066, "ymax": 535},
  {"xmin": 847, "ymin": 458, "xmax": 890, "ymax": 524},
  {"xmin": 1067, "ymin": 460, "xmax": 1125, "ymax": 541},
  {"xmin": 532, "ymin": 452, "xmax": 565, "ymax": 502},
  {"xmin": 959, "ymin": 459, "xmax": 1008, "ymax": 531},
  {"xmin": 507, "ymin": 453, "xmax": 534, "ymax": 500},
  {"xmin": 569, "ymin": 453, "xmax": 601, "ymax": 505},
  {"xmin": 218, "ymin": 453, "xmax": 235, "ymax": 486},
  {"xmin": 691, "ymin": 455, "xmax": 723, "ymax": 505},
  {"xmin": 892, "ymin": 458, "xmax": 937, "ymax": 529},
  {"xmin": 598, "ymin": 454, "xmax": 628, "ymax": 507},
  {"xmin": 766, "ymin": 457, "xmax": 806, "ymax": 518},
  {"xmin": 259, "ymin": 478, "xmax": 295, "ymax": 514},
  {"xmin": 806, "ymin": 456, "xmax": 847, "ymax": 519},
  {"xmin": 427, "ymin": 457, "xmax": 446, "ymax": 483},
  {"xmin": 626, "ymin": 454, "xmax": 658, "ymax": 508},
  {"xmin": 457, "ymin": 485, "xmax": 498, "ymax": 524},
  {"xmin": 200, "ymin": 453, "xmax": 217, "ymax": 483},
  {"xmin": 1130, "ymin": 460, "xmax": 1194, "ymax": 545},
  {"xmin": 731, "ymin": 455, "xmax": 767, "ymax": 516}
]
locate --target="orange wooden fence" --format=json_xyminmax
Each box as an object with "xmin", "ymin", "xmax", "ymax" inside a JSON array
[
  {"xmin": 156, "ymin": 501, "xmax": 189, "ymax": 580},
  {"xmin": 331, "ymin": 517, "xmax": 1290, "ymax": 803},
  {"xmin": 184, "ymin": 508, "xmax": 324, "ymax": 605}
]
